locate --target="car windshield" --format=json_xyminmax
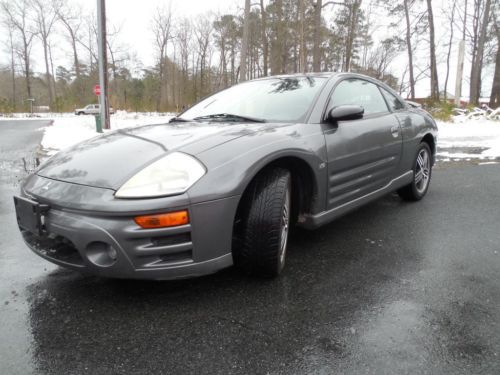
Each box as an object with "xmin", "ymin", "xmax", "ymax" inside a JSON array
[{"xmin": 179, "ymin": 76, "xmax": 328, "ymax": 123}]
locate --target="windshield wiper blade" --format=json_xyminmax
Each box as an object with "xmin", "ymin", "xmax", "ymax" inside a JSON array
[
  {"xmin": 193, "ymin": 113, "xmax": 266, "ymax": 123},
  {"xmin": 169, "ymin": 116, "xmax": 193, "ymax": 123}
]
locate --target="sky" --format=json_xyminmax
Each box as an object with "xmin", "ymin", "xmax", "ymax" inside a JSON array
[
  {"xmin": 103, "ymin": 0, "xmax": 240, "ymax": 68},
  {"xmin": 1, "ymin": 0, "xmax": 495, "ymax": 99}
]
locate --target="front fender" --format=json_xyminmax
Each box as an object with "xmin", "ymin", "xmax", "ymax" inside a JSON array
[{"xmin": 187, "ymin": 123, "xmax": 328, "ymax": 214}]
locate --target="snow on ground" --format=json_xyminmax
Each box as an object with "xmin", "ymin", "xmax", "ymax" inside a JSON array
[
  {"xmin": 38, "ymin": 111, "xmax": 174, "ymax": 155},
  {"xmin": 437, "ymin": 116, "xmax": 500, "ymax": 161},
  {"xmin": 2, "ymin": 111, "xmax": 500, "ymax": 161}
]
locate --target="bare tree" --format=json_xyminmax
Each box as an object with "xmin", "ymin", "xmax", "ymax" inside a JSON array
[
  {"xmin": 77, "ymin": 14, "xmax": 99, "ymax": 72},
  {"xmin": 194, "ymin": 15, "xmax": 213, "ymax": 99},
  {"xmin": 271, "ymin": 0, "xmax": 286, "ymax": 74},
  {"xmin": 403, "ymin": 0, "xmax": 416, "ymax": 99},
  {"xmin": 426, "ymin": 0, "xmax": 439, "ymax": 101},
  {"xmin": 344, "ymin": 0, "xmax": 363, "ymax": 72},
  {"xmin": 240, "ymin": 0, "xmax": 251, "ymax": 82},
  {"xmin": 455, "ymin": 0, "xmax": 468, "ymax": 106},
  {"xmin": 259, "ymin": 0, "xmax": 269, "ymax": 76},
  {"xmin": 365, "ymin": 37, "xmax": 404, "ymax": 79},
  {"xmin": 1, "ymin": 0, "xmax": 37, "ymax": 100},
  {"xmin": 490, "ymin": 13, "xmax": 499, "ymax": 107},
  {"xmin": 151, "ymin": 4, "xmax": 173, "ymax": 111},
  {"xmin": 443, "ymin": 1, "xmax": 457, "ymax": 101},
  {"xmin": 470, "ymin": 0, "xmax": 492, "ymax": 104},
  {"xmin": 2, "ymin": 20, "xmax": 17, "ymax": 109},
  {"xmin": 32, "ymin": 0, "xmax": 59, "ymax": 106},
  {"xmin": 56, "ymin": 2, "xmax": 83, "ymax": 80},
  {"xmin": 312, "ymin": 0, "xmax": 323, "ymax": 71},
  {"xmin": 299, "ymin": 0, "xmax": 307, "ymax": 72}
]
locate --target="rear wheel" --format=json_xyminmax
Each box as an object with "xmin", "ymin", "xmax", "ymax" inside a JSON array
[
  {"xmin": 398, "ymin": 142, "xmax": 432, "ymax": 201},
  {"xmin": 234, "ymin": 168, "xmax": 291, "ymax": 277}
]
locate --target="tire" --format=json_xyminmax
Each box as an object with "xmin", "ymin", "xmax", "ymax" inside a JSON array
[
  {"xmin": 234, "ymin": 168, "xmax": 292, "ymax": 277},
  {"xmin": 398, "ymin": 142, "xmax": 433, "ymax": 201}
]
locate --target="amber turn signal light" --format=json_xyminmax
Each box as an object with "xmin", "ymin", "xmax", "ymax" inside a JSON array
[{"xmin": 134, "ymin": 210, "xmax": 189, "ymax": 229}]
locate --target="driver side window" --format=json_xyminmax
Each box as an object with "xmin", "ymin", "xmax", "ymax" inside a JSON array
[{"xmin": 328, "ymin": 79, "xmax": 389, "ymax": 115}]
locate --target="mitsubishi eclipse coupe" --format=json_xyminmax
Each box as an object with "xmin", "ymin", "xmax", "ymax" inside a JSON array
[{"xmin": 14, "ymin": 73, "xmax": 437, "ymax": 280}]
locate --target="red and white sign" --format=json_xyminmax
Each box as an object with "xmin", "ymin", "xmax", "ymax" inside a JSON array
[{"xmin": 93, "ymin": 85, "xmax": 101, "ymax": 96}]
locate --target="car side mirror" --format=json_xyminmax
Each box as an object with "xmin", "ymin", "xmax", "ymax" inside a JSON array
[{"xmin": 326, "ymin": 105, "xmax": 364, "ymax": 123}]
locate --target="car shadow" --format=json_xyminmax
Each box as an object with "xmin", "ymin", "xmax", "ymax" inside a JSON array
[{"xmin": 26, "ymin": 193, "xmax": 425, "ymax": 374}]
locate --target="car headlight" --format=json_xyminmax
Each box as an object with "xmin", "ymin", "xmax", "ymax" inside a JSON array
[{"xmin": 115, "ymin": 152, "xmax": 206, "ymax": 198}]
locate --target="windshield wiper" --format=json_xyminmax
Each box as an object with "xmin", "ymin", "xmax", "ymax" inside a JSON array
[
  {"xmin": 193, "ymin": 113, "xmax": 266, "ymax": 123},
  {"xmin": 169, "ymin": 116, "xmax": 193, "ymax": 123}
]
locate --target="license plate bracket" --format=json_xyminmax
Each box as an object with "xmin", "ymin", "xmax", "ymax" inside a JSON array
[{"xmin": 13, "ymin": 196, "xmax": 49, "ymax": 236}]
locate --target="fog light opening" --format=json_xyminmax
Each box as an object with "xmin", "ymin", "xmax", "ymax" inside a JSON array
[{"xmin": 86, "ymin": 241, "xmax": 117, "ymax": 267}]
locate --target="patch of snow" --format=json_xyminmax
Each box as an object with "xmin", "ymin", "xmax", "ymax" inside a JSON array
[
  {"xmin": 5, "ymin": 111, "xmax": 500, "ymax": 161},
  {"xmin": 437, "ymin": 117, "xmax": 500, "ymax": 160},
  {"xmin": 40, "ymin": 112, "xmax": 175, "ymax": 155}
]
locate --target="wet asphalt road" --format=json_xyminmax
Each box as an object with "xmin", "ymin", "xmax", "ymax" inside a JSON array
[{"xmin": 1, "ymin": 120, "xmax": 499, "ymax": 375}]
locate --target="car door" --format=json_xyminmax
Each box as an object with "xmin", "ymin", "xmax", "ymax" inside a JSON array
[{"xmin": 323, "ymin": 78, "xmax": 402, "ymax": 209}]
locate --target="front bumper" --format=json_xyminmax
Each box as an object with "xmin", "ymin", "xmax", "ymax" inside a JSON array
[{"xmin": 17, "ymin": 176, "xmax": 240, "ymax": 280}]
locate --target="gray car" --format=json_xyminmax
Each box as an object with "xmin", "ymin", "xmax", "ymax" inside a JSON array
[{"xmin": 14, "ymin": 73, "xmax": 437, "ymax": 280}]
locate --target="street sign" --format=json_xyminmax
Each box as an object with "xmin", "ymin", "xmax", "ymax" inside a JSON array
[{"xmin": 93, "ymin": 85, "xmax": 101, "ymax": 96}]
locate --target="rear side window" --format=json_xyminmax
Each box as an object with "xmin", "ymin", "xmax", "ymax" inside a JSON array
[
  {"xmin": 329, "ymin": 79, "xmax": 389, "ymax": 115},
  {"xmin": 380, "ymin": 88, "xmax": 405, "ymax": 111}
]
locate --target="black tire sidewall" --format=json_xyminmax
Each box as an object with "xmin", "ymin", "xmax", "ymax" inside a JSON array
[{"xmin": 236, "ymin": 168, "xmax": 292, "ymax": 276}]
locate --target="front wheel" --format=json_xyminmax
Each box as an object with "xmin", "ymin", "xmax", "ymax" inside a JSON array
[
  {"xmin": 398, "ymin": 142, "xmax": 433, "ymax": 201},
  {"xmin": 234, "ymin": 168, "xmax": 291, "ymax": 277}
]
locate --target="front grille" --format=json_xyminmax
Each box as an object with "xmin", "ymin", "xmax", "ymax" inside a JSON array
[
  {"xmin": 127, "ymin": 225, "xmax": 194, "ymax": 268},
  {"xmin": 151, "ymin": 233, "xmax": 191, "ymax": 247},
  {"xmin": 22, "ymin": 230, "xmax": 84, "ymax": 266}
]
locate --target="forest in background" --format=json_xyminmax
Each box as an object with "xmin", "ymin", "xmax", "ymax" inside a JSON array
[{"xmin": 0, "ymin": 0, "xmax": 499, "ymax": 113}]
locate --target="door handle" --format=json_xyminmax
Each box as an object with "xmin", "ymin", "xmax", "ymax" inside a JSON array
[{"xmin": 390, "ymin": 126, "xmax": 399, "ymax": 137}]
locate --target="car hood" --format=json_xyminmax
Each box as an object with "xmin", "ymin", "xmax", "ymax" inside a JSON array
[{"xmin": 36, "ymin": 121, "xmax": 263, "ymax": 190}]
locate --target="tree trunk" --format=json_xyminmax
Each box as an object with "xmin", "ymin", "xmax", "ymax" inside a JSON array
[
  {"xmin": 444, "ymin": 2, "xmax": 456, "ymax": 101},
  {"xmin": 69, "ymin": 27, "xmax": 81, "ymax": 79},
  {"xmin": 490, "ymin": 24, "xmax": 500, "ymax": 107},
  {"xmin": 404, "ymin": 0, "xmax": 415, "ymax": 99},
  {"xmin": 312, "ymin": 0, "xmax": 322, "ymax": 72},
  {"xmin": 454, "ymin": 0, "xmax": 467, "ymax": 106},
  {"xmin": 260, "ymin": 0, "xmax": 268, "ymax": 76},
  {"xmin": 240, "ymin": 0, "xmax": 251, "ymax": 82},
  {"xmin": 470, "ymin": 0, "xmax": 491, "ymax": 105},
  {"xmin": 8, "ymin": 27, "xmax": 16, "ymax": 110},
  {"xmin": 49, "ymin": 43, "xmax": 56, "ymax": 100},
  {"xmin": 42, "ymin": 35, "xmax": 54, "ymax": 106},
  {"xmin": 22, "ymin": 36, "xmax": 32, "ymax": 99},
  {"xmin": 426, "ymin": 0, "xmax": 439, "ymax": 101},
  {"xmin": 299, "ymin": 0, "xmax": 307, "ymax": 72},
  {"xmin": 490, "ymin": 49, "xmax": 500, "ymax": 107},
  {"xmin": 271, "ymin": 0, "xmax": 285, "ymax": 74},
  {"xmin": 344, "ymin": 1, "xmax": 362, "ymax": 72}
]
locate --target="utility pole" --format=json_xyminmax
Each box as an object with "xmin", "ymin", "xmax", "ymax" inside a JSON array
[
  {"xmin": 97, "ymin": 0, "xmax": 110, "ymax": 129},
  {"xmin": 455, "ymin": 0, "xmax": 467, "ymax": 107}
]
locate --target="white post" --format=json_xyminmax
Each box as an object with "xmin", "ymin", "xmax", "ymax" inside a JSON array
[{"xmin": 455, "ymin": 40, "xmax": 465, "ymax": 107}]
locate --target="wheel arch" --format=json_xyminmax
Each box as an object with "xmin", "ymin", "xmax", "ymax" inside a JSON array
[
  {"xmin": 421, "ymin": 133, "xmax": 436, "ymax": 162},
  {"xmin": 232, "ymin": 155, "xmax": 320, "ymax": 237}
]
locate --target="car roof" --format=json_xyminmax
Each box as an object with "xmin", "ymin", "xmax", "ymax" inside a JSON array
[
  {"xmin": 251, "ymin": 72, "xmax": 336, "ymax": 81},
  {"xmin": 249, "ymin": 72, "xmax": 390, "ymax": 84}
]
